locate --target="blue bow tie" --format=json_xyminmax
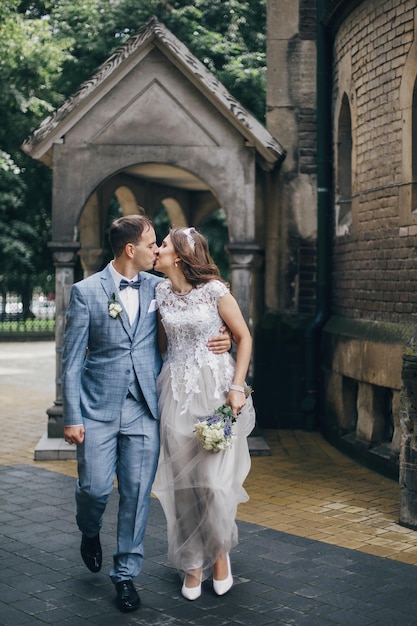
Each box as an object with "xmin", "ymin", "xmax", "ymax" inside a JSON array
[{"xmin": 119, "ymin": 278, "xmax": 141, "ymax": 291}]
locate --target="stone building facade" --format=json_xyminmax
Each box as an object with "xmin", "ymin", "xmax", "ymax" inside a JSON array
[
  {"xmin": 322, "ymin": 0, "xmax": 417, "ymax": 477},
  {"xmin": 266, "ymin": 0, "xmax": 417, "ymax": 489}
]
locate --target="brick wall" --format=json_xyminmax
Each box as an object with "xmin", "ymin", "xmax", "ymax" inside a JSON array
[
  {"xmin": 331, "ymin": 0, "xmax": 417, "ymax": 324},
  {"xmin": 298, "ymin": 108, "xmax": 317, "ymax": 175}
]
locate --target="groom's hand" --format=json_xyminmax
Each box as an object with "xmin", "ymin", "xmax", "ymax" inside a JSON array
[
  {"xmin": 64, "ymin": 425, "xmax": 85, "ymax": 445},
  {"xmin": 207, "ymin": 325, "xmax": 232, "ymax": 354}
]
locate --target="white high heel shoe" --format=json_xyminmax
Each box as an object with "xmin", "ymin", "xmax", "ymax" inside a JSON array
[
  {"xmin": 213, "ymin": 554, "xmax": 233, "ymax": 596},
  {"xmin": 181, "ymin": 572, "xmax": 202, "ymax": 600}
]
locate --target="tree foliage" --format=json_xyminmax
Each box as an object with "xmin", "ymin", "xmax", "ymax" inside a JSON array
[
  {"xmin": 49, "ymin": 0, "xmax": 266, "ymax": 119},
  {"xmin": 0, "ymin": 0, "xmax": 71, "ymax": 155},
  {"xmin": 0, "ymin": 151, "xmax": 37, "ymax": 316},
  {"xmin": 0, "ymin": 0, "xmax": 71, "ymax": 310}
]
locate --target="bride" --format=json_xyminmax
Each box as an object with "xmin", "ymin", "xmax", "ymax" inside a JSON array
[{"xmin": 152, "ymin": 227, "xmax": 256, "ymax": 600}]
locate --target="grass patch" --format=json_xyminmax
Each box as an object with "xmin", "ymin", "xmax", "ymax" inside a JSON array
[{"xmin": 0, "ymin": 319, "xmax": 55, "ymax": 334}]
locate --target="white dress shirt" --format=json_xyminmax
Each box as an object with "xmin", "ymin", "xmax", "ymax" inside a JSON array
[{"xmin": 109, "ymin": 262, "xmax": 140, "ymax": 326}]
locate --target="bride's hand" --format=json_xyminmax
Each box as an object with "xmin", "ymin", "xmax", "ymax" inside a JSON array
[{"xmin": 226, "ymin": 390, "xmax": 246, "ymax": 417}]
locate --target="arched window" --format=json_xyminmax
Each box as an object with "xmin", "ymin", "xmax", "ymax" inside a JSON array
[
  {"xmin": 399, "ymin": 15, "xmax": 417, "ymax": 226},
  {"xmin": 336, "ymin": 93, "xmax": 352, "ymax": 236},
  {"xmin": 412, "ymin": 79, "xmax": 417, "ymax": 212}
]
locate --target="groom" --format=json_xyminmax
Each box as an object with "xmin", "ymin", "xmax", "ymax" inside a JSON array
[{"xmin": 62, "ymin": 215, "xmax": 229, "ymax": 612}]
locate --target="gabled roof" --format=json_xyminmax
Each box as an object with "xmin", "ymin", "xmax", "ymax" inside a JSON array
[{"xmin": 21, "ymin": 16, "xmax": 285, "ymax": 169}]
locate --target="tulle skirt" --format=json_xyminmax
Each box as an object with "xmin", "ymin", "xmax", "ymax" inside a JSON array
[{"xmin": 152, "ymin": 359, "xmax": 255, "ymax": 582}]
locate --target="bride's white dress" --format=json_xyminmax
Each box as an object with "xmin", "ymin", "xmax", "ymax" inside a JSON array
[{"xmin": 152, "ymin": 279, "xmax": 256, "ymax": 581}]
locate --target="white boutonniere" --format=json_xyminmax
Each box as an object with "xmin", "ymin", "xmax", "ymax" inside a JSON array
[{"xmin": 108, "ymin": 293, "xmax": 123, "ymax": 319}]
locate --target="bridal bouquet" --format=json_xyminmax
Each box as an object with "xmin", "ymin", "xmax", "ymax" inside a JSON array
[
  {"xmin": 194, "ymin": 386, "xmax": 253, "ymax": 453},
  {"xmin": 194, "ymin": 404, "xmax": 237, "ymax": 453}
]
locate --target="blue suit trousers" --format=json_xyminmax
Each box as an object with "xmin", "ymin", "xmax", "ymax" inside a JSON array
[{"xmin": 75, "ymin": 395, "xmax": 160, "ymax": 583}]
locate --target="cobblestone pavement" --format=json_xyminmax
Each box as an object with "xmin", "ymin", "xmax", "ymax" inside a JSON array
[{"xmin": 1, "ymin": 342, "xmax": 417, "ymax": 625}]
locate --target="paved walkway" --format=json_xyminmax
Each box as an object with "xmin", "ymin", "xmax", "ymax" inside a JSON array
[{"xmin": 1, "ymin": 342, "xmax": 417, "ymax": 625}]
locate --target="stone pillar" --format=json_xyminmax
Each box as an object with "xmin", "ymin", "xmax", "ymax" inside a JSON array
[
  {"xmin": 226, "ymin": 242, "xmax": 262, "ymax": 327},
  {"xmin": 226, "ymin": 242, "xmax": 262, "ymax": 382},
  {"xmin": 46, "ymin": 242, "xmax": 80, "ymax": 438},
  {"xmin": 356, "ymin": 381, "xmax": 386, "ymax": 447},
  {"xmin": 399, "ymin": 350, "xmax": 417, "ymax": 529}
]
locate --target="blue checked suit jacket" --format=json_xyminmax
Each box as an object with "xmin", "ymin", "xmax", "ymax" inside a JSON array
[{"xmin": 62, "ymin": 264, "xmax": 163, "ymax": 427}]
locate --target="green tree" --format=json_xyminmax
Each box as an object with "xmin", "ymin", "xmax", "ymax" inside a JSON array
[
  {"xmin": 0, "ymin": 1, "xmax": 71, "ymax": 308},
  {"xmin": 0, "ymin": 0, "xmax": 71, "ymax": 155},
  {"xmin": 0, "ymin": 151, "xmax": 37, "ymax": 318}
]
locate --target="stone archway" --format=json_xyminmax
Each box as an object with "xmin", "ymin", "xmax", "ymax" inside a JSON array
[{"xmin": 22, "ymin": 17, "xmax": 285, "ymax": 449}]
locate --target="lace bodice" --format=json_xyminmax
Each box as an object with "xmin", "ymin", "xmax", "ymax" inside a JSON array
[{"xmin": 156, "ymin": 279, "xmax": 235, "ymax": 411}]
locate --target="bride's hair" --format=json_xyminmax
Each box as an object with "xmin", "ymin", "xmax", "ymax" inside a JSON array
[{"xmin": 170, "ymin": 227, "xmax": 227, "ymax": 287}]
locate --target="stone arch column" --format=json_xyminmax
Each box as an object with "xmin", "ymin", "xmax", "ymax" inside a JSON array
[
  {"xmin": 45, "ymin": 241, "xmax": 80, "ymax": 438},
  {"xmin": 227, "ymin": 242, "xmax": 262, "ymax": 328}
]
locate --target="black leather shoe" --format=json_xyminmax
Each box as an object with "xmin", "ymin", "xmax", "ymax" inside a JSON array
[
  {"xmin": 80, "ymin": 533, "xmax": 102, "ymax": 573},
  {"xmin": 115, "ymin": 580, "xmax": 141, "ymax": 613}
]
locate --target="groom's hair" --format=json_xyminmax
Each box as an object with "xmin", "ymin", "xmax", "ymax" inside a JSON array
[{"xmin": 109, "ymin": 214, "xmax": 153, "ymax": 257}]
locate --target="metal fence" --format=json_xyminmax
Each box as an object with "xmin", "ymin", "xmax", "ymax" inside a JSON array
[{"xmin": 0, "ymin": 293, "xmax": 55, "ymax": 340}]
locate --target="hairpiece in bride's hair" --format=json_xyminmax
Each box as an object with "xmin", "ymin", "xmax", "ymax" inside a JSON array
[{"xmin": 182, "ymin": 227, "xmax": 196, "ymax": 252}]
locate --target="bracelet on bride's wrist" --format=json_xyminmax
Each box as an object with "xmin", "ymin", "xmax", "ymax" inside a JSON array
[{"xmin": 230, "ymin": 384, "xmax": 245, "ymax": 393}]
